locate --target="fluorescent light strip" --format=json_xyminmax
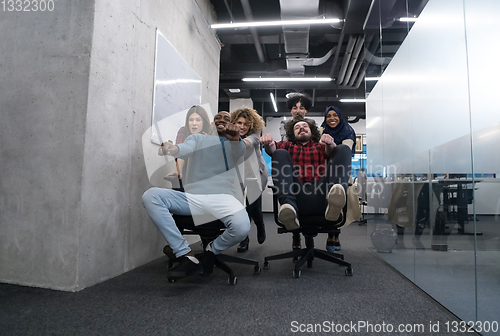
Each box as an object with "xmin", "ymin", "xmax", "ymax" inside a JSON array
[
  {"xmin": 270, "ymin": 92, "xmax": 278, "ymax": 112},
  {"xmin": 399, "ymin": 17, "xmax": 417, "ymax": 22},
  {"xmin": 242, "ymin": 77, "xmax": 332, "ymax": 82},
  {"xmin": 212, "ymin": 18, "xmax": 342, "ymax": 29},
  {"xmin": 365, "ymin": 77, "xmax": 380, "ymax": 81},
  {"xmin": 339, "ymin": 99, "xmax": 366, "ymax": 103}
]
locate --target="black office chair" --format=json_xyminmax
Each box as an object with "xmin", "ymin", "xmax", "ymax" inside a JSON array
[
  {"xmin": 356, "ymin": 172, "xmax": 368, "ymax": 226},
  {"xmin": 168, "ymin": 214, "xmax": 261, "ymax": 285},
  {"xmin": 263, "ymin": 186, "xmax": 353, "ymax": 278}
]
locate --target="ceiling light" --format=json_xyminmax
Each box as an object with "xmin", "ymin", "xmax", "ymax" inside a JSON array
[
  {"xmin": 365, "ymin": 77, "xmax": 379, "ymax": 81},
  {"xmin": 242, "ymin": 77, "xmax": 332, "ymax": 82},
  {"xmin": 339, "ymin": 99, "xmax": 366, "ymax": 103},
  {"xmin": 212, "ymin": 18, "xmax": 342, "ymax": 29},
  {"xmin": 399, "ymin": 17, "xmax": 417, "ymax": 22},
  {"xmin": 285, "ymin": 92, "xmax": 301, "ymax": 98},
  {"xmin": 270, "ymin": 92, "xmax": 278, "ymax": 112},
  {"xmin": 228, "ymin": 88, "xmax": 241, "ymax": 93}
]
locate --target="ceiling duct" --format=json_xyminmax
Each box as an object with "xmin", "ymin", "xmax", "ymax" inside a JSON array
[
  {"xmin": 240, "ymin": 0, "xmax": 266, "ymax": 63},
  {"xmin": 279, "ymin": 0, "xmax": 320, "ymax": 75}
]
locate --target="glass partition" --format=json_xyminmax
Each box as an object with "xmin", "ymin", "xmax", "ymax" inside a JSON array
[{"xmin": 365, "ymin": 0, "xmax": 500, "ymax": 333}]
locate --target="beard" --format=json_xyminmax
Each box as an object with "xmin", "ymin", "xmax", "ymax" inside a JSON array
[{"xmin": 295, "ymin": 133, "xmax": 312, "ymax": 142}]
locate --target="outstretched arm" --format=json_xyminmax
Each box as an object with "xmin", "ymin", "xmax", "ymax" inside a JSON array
[
  {"xmin": 319, "ymin": 133, "xmax": 336, "ymax": 157},
  {"xmin": 223, "ymin": 123, "xmax": 242, "ymax": 141},
  {"xmin": 158, "ymin": 140, "xmax": 179, "ymax": 156},
  {"xmin": 260, "ymin": 134, "xmax": 276, "ymax": 156}
]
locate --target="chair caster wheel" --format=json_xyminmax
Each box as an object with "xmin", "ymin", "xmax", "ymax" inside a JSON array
[
  {"xmin": 263, "ymin": 261, "xmax": 270, "ymax": 269},
  {"xmin": 293, "ymin": 270, "xmax": 301, "ymax": 278},
  {"xmin": 254, "ymin": 265, "xmax": 262, "ymax": 274},
  {"xmin": 228, "ymin": 276, "xmax": 237, "ymax": 285},
  {"xmin": 167, "ymin": 278, "xmax": 175, "ymax": 283},
  {"xmin": 345, "ymin": 267, "xmax": 353, "ymax": 276}
]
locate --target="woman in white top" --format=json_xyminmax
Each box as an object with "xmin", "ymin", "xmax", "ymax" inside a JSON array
[{"xmin": 230, "ymin": 107, "xmax": 268, "ymax": 252}]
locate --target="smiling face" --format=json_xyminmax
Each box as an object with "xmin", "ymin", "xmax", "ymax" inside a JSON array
[
  {"xmin": 326, "ymin": 109, "xmax": 340, "ymax": 128},
  {"xmin": 290, "ymin": 101, "xmax": 308, "ymax": 119},
  {"xmin": 188, "ymin": 112, "xmax": 204, "ymax": 134},
  {"xmin": 235, "ymin": 117, "xmax": 249, "ymax": 136},
  {"xmin": 293, "ymin": 121, "xmax": 312, "ymax": 143},
  {"xmin": 214, "ymin": 111, "xmax": 232, "ymax": 135}
]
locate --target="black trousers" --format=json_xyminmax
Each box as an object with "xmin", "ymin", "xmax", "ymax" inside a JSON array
[
  {"xmin": 271, "ymin": 145, "xmax": 352, "ymax": 218},
  {"xmin": 246, "ymin": 195, "xmax": 264, "ymax": 225}
]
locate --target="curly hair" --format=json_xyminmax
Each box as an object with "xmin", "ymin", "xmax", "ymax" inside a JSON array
[
  {"xmin": 184, "ymin": 105, "xmax": 212, "ymax": 135},
  {"xmin": 230, "ymin": 107, "xmax": 265, "ymax": 137},
  {"xmin": 284, "ymin": 117, "xmax": 321, "ymax": 143},
  {"xmin": 286, "ymin": 93, "xmax": 313, "ymax": 111}
]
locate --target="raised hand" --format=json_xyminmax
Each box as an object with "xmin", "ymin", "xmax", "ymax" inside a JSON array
[
  {"xmin": 319, "ymin": 133, "xmax": 335, "ymax": 146},
  {"xmin": 260, "ymin": 133, "xmax": 274, "ymax": 146},
  {"xmin": 158, "ymin": 140, "xmax": 179, "ymax": 156},
  {"xmin": 224, "ymin": 122, "xmax": 241, "ymax": 141}
]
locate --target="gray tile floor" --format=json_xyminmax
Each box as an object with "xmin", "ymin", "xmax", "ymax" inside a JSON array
[{"xmin": 366, "ymin": 214, "xmax": 500, "ymax": 334}]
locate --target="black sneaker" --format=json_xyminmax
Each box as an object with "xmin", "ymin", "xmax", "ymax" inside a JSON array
[
  {"xmin": 237, "ymin": 236, "xmax": 249, "ymax": 252},
  {"xmin": 256, "ymin": 222, "xmax": 266, "ymax": 244},
  {"xmin": 202, "ymin": 250, "xmax": 216, "ymax": 276},
  {"xmin": 167, "ymin": 256, "xmax": 201, "ymax": 280}
]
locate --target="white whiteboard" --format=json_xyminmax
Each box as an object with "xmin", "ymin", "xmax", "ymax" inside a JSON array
[{"xmin": 151, "ymin": 29, "xmax": 202, "ymax": 144}]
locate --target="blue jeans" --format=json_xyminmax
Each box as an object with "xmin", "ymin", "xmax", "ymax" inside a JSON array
[{"xmin": 142, "ymin": 188, "xmax": 250, "ymax": 257}]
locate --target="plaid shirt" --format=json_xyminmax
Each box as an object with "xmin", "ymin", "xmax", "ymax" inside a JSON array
[{"xmin": 275, "ymin": 140, "xmax": 326, "ymax": 183}]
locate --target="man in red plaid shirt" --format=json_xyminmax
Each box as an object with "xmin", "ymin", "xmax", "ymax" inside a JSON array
[{"xmin": 260, "ymin": 117, "xmax": 351, "ymax": 231}]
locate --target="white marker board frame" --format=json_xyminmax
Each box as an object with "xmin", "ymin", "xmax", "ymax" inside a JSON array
[{"xmin": 151, "ymin": 29, "xmax": 202, "ymax": 144}]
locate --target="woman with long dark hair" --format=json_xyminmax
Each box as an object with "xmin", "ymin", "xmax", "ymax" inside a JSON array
[{"xmin": 164, "ymin": 105, "xmax": 212, "ymax": 182}]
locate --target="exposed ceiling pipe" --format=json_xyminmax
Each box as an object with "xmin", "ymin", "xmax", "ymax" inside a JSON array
[
  {"xmin": 341, "ymin": 35, "xmax": 364, "ymax": 85},
  {"xmin": 348, "ymin": 116, "xmax": 361, "ymax": 123},
  {"xmin": 222, "ymin": 0, "xmax": 236, "ymax": 22},
  {"xmin": 364, "ymin": 48, "xmax": 392, "ymax": 65},
  {"xmin": 240, "ymin": 0, "xmax": 266, "ymax": 63},
  {"xmin": 303, "ymin": 46, "xmax": 337, "ymax": 66},
  {"xmin": 328, "ymin": 30, "xmax": 345, "ymax": 78},
  {"xmin": 336, "ymin": 35, "xmax": 357, "ymax": 85},
  {"xmin": 354, "ymin": 66, "xmax": 365, "ymax": 89},
  {"xmin": 347, "ymin": 49, "xmax": 365, "ymax": 86}
]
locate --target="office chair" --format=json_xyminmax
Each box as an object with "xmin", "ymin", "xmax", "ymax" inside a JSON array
[
  {"xmin": 263, "ymin": 186, "xmax": 353, "ymax": 278},
  {"xmin": 169, "ymin": 214, "xmax": 261, "ymax": 285},
  {"xmin": 357, "ymin": 171, "xmax": 368, "ymax": 226}
]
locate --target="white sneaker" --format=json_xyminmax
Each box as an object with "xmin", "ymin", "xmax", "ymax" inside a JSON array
[
  {"xmin": 325, "ymin": 184, "xmax": 346, "ymax": 221},
  {"xmin": 278, "ymin": 204, "xmax": 300, "ymax": 230}
]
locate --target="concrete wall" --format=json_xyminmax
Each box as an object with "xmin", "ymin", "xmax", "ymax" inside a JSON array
[
  {"xmin": 0, "ymin": 0, "xmax": 220, "ymax": 291},
  {"xmin": 0, "ymin": 1, "xmax": 96, "ymax": 291}
]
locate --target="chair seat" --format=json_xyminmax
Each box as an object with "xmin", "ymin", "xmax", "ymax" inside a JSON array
[{"xmin": 170, "ymin": 214, "xmax": 260, "ymax": 284}]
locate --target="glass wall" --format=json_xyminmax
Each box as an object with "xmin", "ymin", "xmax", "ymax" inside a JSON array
[{"xmin": 365, "ymin": 0, "xmax": 500, "ymax": 333}]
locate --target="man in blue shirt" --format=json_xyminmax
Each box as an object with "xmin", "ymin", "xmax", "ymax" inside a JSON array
[{"xmin": 142, "ymin": 110, "xmax": 250, "ymax": 280}]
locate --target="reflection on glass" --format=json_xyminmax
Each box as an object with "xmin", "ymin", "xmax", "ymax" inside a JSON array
[{"xmin": 365, "ymin": 0, "xmax": 500, "ymax": 332}]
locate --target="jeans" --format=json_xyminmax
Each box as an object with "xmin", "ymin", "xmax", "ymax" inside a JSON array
[{"xmin": 142, "ymin": 188, "xmax": 250, "ymax": 257}]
